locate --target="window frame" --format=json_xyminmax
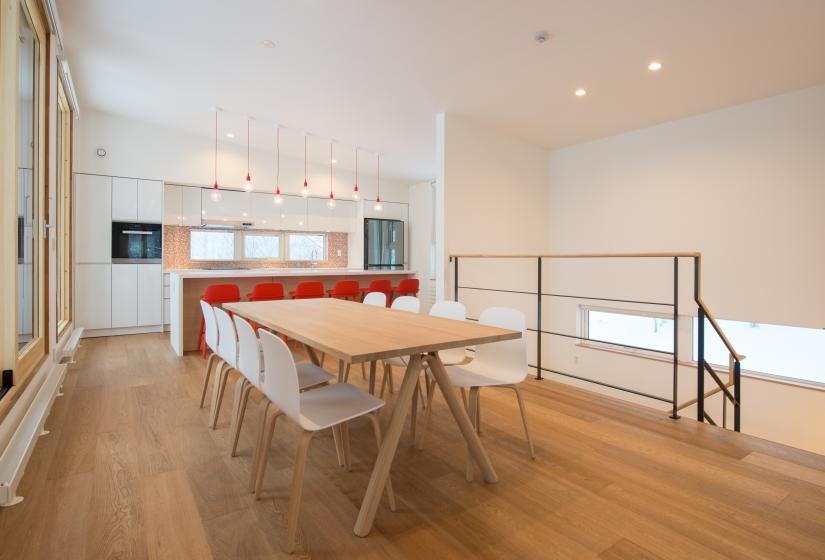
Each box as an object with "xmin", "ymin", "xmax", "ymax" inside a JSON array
[
  {"xmin": 287, "ymin": 233, "xmax": 327, "ymax": 262},
  {"xmin": 242, "ymin": 231, "xmax": 283, "ymax": 261},
  {"xmin": 580, "ymin": 305, "xmax": 675, "ymax": 358},
  {"xmin": 55, "ymin": 75, "xmax": 73, "ymax": 338},
  {"xmin": 189, "ymin": 229, "xmax": 237, "ymax": 262}
]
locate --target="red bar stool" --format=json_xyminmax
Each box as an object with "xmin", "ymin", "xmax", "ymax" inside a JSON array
[
  {"xmin": 198, "ymin": 283, "xmax": 241, "ymax": 358},
  {"xmin": 391, "ymin": 278, "xmax": 419, "ymax": 301},
  {"xmin": 359, "ymin": 279, "xmax": 392, "ymax": 306},
  {"xmin": 327, "ymin": 280, "xmax": 360, "ymax": 301},
  {"xmin": 289, "ymin": 281, "xmax": 325, "ymax": 299},
  {"xmin": 247, "ymin": 282, "xmax": 285, "ymax": 302}
]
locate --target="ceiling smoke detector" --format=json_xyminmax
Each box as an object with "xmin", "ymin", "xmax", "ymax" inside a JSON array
[{"xmin": 534, "ymin": 31, "xmax": 552, "ymax": 44}]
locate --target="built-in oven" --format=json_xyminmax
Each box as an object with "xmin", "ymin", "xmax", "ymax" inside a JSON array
[{"xmin": 112, "ymin": 222, "xmax": 162, "ymax": 263}]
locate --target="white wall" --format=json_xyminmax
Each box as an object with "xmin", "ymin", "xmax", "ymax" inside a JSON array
[
  {"xmin": 408, "ymin": 181, "xmax": 434, "ymax": 310},
  {"xmin": 435, "ymin": 112, "xmax": 550, "ymax": 299},
  {"xmin": 74, "ymin": 108, "xmax": 410, "ymax": 205}
]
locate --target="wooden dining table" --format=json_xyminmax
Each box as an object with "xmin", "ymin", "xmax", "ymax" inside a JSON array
[{"xmin": 223, "ymin": 297, "xmax": 521, "ymax": 537}]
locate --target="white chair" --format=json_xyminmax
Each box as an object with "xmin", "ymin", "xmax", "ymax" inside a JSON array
[
  {"xmin": 208, "ymin": 307, "xmax": 240, "ymax": 429},
  {"xmin": 253, "ymin": 329, "xmax": 396, "ymax": 553},
  {"xmin": 363, "ymin": 291, "xmax": 387, "ymax": 307},
  {"xmin": 199, "ymin": 300, "xmax": 223, "ymax": 410},
  {"xmin": 443, "ymin": 307, "xmax": 535, "ymax": 477}
]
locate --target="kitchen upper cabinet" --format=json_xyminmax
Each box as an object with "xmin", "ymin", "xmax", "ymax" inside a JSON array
[
  {"xmin": 248, "ymin": 192, "xmax": 282, "ymax": 229},
  {"xmin": 75, "ymin": 264, "xmax": 111, "ymax": 330},
  {"xmin": 111, "ymin": 264, "xmax": 138, "ymax": 328},
  {"xmin": 112, "ymin": 177, "xmax": 138, "ymax": 220},
  {"xmin": 364, "ymin": 200, "xmax": 407, "ymax": 221},
  {"xmin": 180, "ymin": 186, "xmax": 202, "ymax": 225},
  {"xmin": 75, "ymin": 173, "xmax": 112, "ymax": 263},
  {"xmin": 137, "ymin": 180, "xmax": 163, "ymax": 222},
  {"xmin": 201, "ymin": 188, "xmax": 249, "ymax": 223},
  {"xmin": 163, "ymin": 184, "xmax": 181, "ymax": 224},
  {"xmin": 278, "ymin": 195, "xmax": 308, "ymax": 231},
  {"xmin": 137, "ymin": 264, "xmax": 163, "ymax": 326},
  {"xmin": 306, "ymin": 197, "xmax": 357, "ymax": 233}
]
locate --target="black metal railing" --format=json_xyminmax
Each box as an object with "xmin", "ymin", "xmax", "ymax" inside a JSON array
[{"xmin": 449, "ymin": 253, "xmax": 743, "ymax": 431}]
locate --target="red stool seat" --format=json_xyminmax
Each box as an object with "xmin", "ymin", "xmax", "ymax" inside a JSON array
[
  {"xmin": 327, "ymin": 280, "xmax": 360, "ymax": 300},
  {"xmin": 359, "ymin": 279, "xmax": 393, "ymax": 306},
  {"xmin": 247, "ymin": 282, "xmax": 285, "ymax": 302},
  {"xmin": 391, "ymin": 278, "xmax": 419, "ymax": 299},
  {"xmin": 289, "ymin": 281, "xmax": 325, "ymax": 299},
  {"xmin": 198, "ymin": 284, "xmax": 241, "ymax": 357}
]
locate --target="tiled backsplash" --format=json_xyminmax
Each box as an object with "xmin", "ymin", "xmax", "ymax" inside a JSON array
[{"xmin": 163, "ymin": 226, "xmax": 349, "ymax": 270}]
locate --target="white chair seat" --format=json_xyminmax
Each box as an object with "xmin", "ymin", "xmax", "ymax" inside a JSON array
[
  {"xmin": 296, "ymin": 363, "xmax": 335, "ymax": 390},
  {"xmin": 298, "ymin": 383, "xmax": 385, "ymax": 431},
  {"xmin": 444, "ymin": 362, "xmax": 520, "ymax": 388}
]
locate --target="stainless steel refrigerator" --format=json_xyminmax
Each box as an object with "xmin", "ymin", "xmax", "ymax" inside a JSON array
[{"xmin": 364, "ymin": 218, "xmax": 405, "ymax": 269}]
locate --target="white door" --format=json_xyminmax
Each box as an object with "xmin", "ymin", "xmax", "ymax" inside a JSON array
[
  {"xmin": 137, "ymin": 264, "xmax": 163, "ymax": 326},
  {"xmin": 75, "ymin": 264, "xmax": 111, "ymax": 330},
  {"xmin": 138, "ymin": 179, "xmax": 163, "ymax": 222},
  {"xmin": 111, "ymin": 263, "xmax": 138, "ymax": 328},
  {"xmin": 112, "ymin": 177, "xmax": 138, "ymax": 221},
  {"xmin": 75, "ymin": 174, "xmax": 112, "ymax": 263}
]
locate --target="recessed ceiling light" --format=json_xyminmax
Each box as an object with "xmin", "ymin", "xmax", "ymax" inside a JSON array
[
  {"xmin": 226, "ymin": 132, "xmax": 234, "ymax": 139},
  {"xmin": 575, "ymin": 88, "xmax": 587, "ymax": 97},
  {"xmin": 648, "ymin": 61, "xmax": 662, "ymax": 71},
  {"xmin": 261, "ymin": 40, "xmax": 275, "ymax": 48}
]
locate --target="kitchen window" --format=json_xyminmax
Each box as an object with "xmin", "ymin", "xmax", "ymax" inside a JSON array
[
  {"xmin": 190, "ymin": 230, "xmax": 235, "ymax": 260},
  {"xmin": 244, "ymin": 233, "xmax": 281, "ymax": 260},
  {"xmin": 288, "ymin": 234, "xmax": 326, "ymax": 261}
]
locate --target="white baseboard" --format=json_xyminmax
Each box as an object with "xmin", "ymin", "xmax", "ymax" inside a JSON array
[{"xmin": 82, "ymin": 325, "xmax": 164, "ymax": 338}]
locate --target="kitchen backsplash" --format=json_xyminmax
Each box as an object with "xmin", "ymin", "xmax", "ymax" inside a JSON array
[{"xmin": 163, "ymin": 226, "xmax": 349, "ymax": 270}]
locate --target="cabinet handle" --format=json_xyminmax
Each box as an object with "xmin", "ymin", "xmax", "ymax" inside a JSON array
[{"xmin": 121, "ymin": 230, "xmax": 153, "ymax": 235}]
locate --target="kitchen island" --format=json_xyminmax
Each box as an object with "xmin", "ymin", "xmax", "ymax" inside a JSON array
[{"xmin": 167, "ymin": 268, "xmax": 415, "ymax": 356}]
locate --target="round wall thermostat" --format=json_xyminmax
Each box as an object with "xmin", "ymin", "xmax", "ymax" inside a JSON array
[{"xmin": 96, "ymin": 147, "xmax": 107, "ymax": 158}]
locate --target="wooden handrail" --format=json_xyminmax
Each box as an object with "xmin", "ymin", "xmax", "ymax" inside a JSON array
[
  {"xmin": 695, "ymin": 298, "xmax": 744, "ymax": 361},
  {"xmin": 449, "ymin": 252, "xmax": 701, "ymax": 259}
]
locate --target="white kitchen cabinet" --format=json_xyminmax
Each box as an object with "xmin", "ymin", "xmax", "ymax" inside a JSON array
[
  {"xmin": 364, "ymin": 199, "xmax": 407, "ymax": 221},
  {"xmin": 279, "ymin": 195, "xmax": 308, "ymax": 231},
  {"xmin": 75, "ymin": 174, "xmax": 112, "ymax": 263},
  {"xmin": 248, "ymin": 191, "xmax": 282, "ymax": 229},
  {"xmin": 180, "ymin": 186, "xmax": 202, "ymax": 225},
  {"xmin": 137, "ymin": 264, "xmax": 163, "ymax": 326},
  {"xmin": 201, "ymin": 188, "xmax": 249, "ymax": 222},
  {"xmin": 111, "ymin": 264, "xmax": 138, "ymax": 328},
  {"xmin": 112, "ymin": 177, "xmax": 138, "ymax": 220},
  {"xmin": 75, "ymin": 264, "xmax": 111, "ymax": 330},
  {"xmin": 331, "ymin": 199, "xmax": 357, "ymax": 232},
  {"xmin": 138, "ymin": 179, "xmax": 163, "ymax": 222},
  {"xmin": 163, "ymin": 184, "xmax": 181, "ymax": 224},
  {"xmin": 306, "ymin": 197, "xmax": 334, "ymax": 232}
]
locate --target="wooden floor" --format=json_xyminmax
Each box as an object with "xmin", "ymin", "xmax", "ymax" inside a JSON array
[{"xmin": 1, "ymin": 333, "xmax": 824, "ymax": 559}]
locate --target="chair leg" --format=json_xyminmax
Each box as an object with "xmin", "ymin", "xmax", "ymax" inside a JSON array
[
  {"xmin": 228, "ymin": 377, "xmax": 249, "ymax": 454},
  {"xmin": 320, "ymin": 352, "xmax": 326, "ymax": 368},
  {"xmin": 511, "ymin": 385, "xmax": 536, "ymax": 460},
  {"xmin": 465, "ymin": 387, "xmax": 479, "ymax": 482},
  {"xmin": 208, "ymin": 363, "xmax": 231, "ymax": 429},
  {"xmin": 230, "ymin": 381, "xmax": 254, "ymax": 457},
  {"xmin": 343, "ymin": 362, "xmax": 351, "ymax": 383},
  {"xmin": 366, "ymin": 413, "xmax": 396, "ymax": 512},
  {"xmin": 199, "ymin": 353, "xmax": 218, "ymax": 408},
  {"xmin": 254, "ymin": 408, "xmax": 284, "ymax": 498},
  {"xmin": 332, "ymin": 425, "xmax": 345, "ymax": 467},
  {"xmin": 387, "ymin": 364, "xmax": 395, "ymax": 394},
  {"xmin": 342, "ymin": 422, "xmax": 352, "ymax": 471},
  {"xmin": 248, "ymin": 399, "xmax": 271, "ymax": 492},
  {"xmin": 416, "ymin": 377, "xmax": 438, "ymax": 451},
  {"xmin": 361, "ymin": 362, "xmax": 367, "ymax": 381},
  {"xmin": 198, "ymin": 317, "xmax": 206, "ymax": 358},
  {"xmin": 410, "ymin": 379, "xmax": 419, "ymax": 446},
  {"xmin": 379, "ymin": 363, "xmax": 389, "ymax": 399},
  {"xmin": 285, "ymin": 430, "xmax": 315, "ymax": 553},
  {"xmin": 460, "ymin": 387, "xmax": 468, "ymax": 411}
]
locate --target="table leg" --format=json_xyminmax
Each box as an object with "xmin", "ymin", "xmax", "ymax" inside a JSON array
[
  {"xmin": 338, "ymin": 360, "xmax": 346, "ymax": 383},
  {"xmin": 303, "ymin": 344, "xmax": 321, "ymax": 366},
  {"xmin": 354, "ymin": 354, "xmax": 422, "ymax": 537},
  {"xmin": 426, "ymin": 353, "xmax": 498, "ymax": 484}
]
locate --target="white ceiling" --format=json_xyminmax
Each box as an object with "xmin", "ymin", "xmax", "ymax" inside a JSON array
[{"xmin": 57, "ymin": 0, "xmax": 825, "ymax": 183}]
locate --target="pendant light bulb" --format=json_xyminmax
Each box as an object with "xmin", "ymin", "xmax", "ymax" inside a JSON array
[
  {"xmin": 374, "ymin": 196, "xmax": 382, "ymax": 211},
  {"xmin": 273, "ymin": 192, "xmax": 282, "ymax": 205},
  {"xmin": 244, "ymin": 174, "xmax": 253, "ymax": 191},
  {"xmin": 353, "ymin": 185, "xmax": 359, "ymax": 200},
  {"xmin": 327, "ymin": 192, "xmax": 336, "ymax": 208},
  {"xmin": 210, "ymin": 187, "xmax": 222, "ymax": 202}
]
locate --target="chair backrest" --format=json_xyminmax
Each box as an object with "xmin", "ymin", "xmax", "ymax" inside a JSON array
[
  {"xmin": 331, "ymin": 280, "xmax": 360, "ymax": 297},
  {"xmin": 293, "ymin": 281, "xmax": 325, "ymax": 299},
  {"xmin": 430, "ymin": 301, "xmax": 467, "ymax": 364},
  {"xmin": 396, "ymin": 278, "xmax": 420, "ymax": 293},
  {"xmin": 429, "ymin": 300, "xmax": 466, "ymax": 321},
  {"xmin": 366, "ymin": 279, "xmax": 392, "ymax": 293},
  {"xmin": 248, "ymin": 282, "xmax": 284, "ymax": 301},
  {"xmin": 214, "ymin": 307, "xmax": 238, "ymax": 368},
  {"xmin": 233, "ymin": 314, "xmax": 262, "ymax": 386},
  {"xmin": 199, "ymin": 300, "xmax": 219, "ymax": 352},
  {"xmin": 203, "ymin": 283, "xmax": 241, "ymax": 303},
  {"xmin": 363, "ymin": 292, "xmax": 387, "ymax": 307},
  {"xmin": 474, "ymin": 307, "xmax": 528, "ymax": 384},
  {"xmin": 258, "ymin": 329, "xmax": 301, "ymax": 423},
  {"xmin": 391, "ymin": 295, "xmax": 420, "ymax": 313}
]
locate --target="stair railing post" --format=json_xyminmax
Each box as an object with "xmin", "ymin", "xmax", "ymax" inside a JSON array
[
  {"xmin": 453, "ymin": 256, "xmax": 458, "ymax": 302},
  {"xmin": 536, "ymin": 257, "xmax": 542, "ymax": 380},
  {"xmin": 671, "ymin": 256, "xmax": 679, "ymax": 419},
  {"xmin": 734, "ymin": 359, "xmax": 741, "ymax": 432},
  {"xmin": 697, "ymin": 305, "xmax": 705, "ymax": 422}
]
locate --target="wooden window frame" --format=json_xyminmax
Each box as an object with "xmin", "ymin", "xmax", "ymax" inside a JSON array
[{"xmin": 55, "ymin": 75, "xmax": 72, "ymax": 338}]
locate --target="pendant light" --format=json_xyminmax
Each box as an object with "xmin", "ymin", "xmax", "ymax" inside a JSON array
[
  {"xmin": 353, "ymin": 147, "xmax": 360, "ymax": 200},
  {"xmin": 374, "ymin": 153, "xmax": 382, "ymax": 211},
  {"xmin": 301, "ymin": 134, "xmax": 309, "ymax": 197},
  {"xmin": 243, "ymin": 118, "xmax": 253, "ymax": 191},
  {"xmin": 327, "ymin": 141, "xmax": 336, "ymax": 208},
  {"xmin": 210, "ymin": 109, "xmax": 222, "ymax": 202},
  {"xmin": 273, "ymin": 126, "xmax": 282, "ymax": 204}
]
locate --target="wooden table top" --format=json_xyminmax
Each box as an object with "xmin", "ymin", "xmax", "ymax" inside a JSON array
[{"xmin": 224, "ymin": 298, "xmax": 521, "ymax": 363}]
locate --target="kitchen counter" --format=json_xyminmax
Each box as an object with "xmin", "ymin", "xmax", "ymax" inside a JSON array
[{"xmin": 168, "ymin": 268, "xmax": 415, "ymax": 356}]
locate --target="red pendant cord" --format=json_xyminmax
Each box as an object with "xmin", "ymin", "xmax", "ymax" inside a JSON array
[
  {"xmin": 275, "ymin": 128, "xmax": 280, "ymax": 195},
  {"xmin": 213, "ymin": 111, "xmax": 218, "ymax": 189},
  {"xmin": 303, "ymin": 136, "xmax": 308, "ymax": 187},
  {"xmin": 246, "ymin": 119, "xmax": 251, "ymax": 181},
  {"xmin": 376, "ymin": 154, "xmax": 381, "ymax": 202},
  {"xmin": 329, "ymin": 143, "xmax": 334, "ymax": 199},
  {"xmin": 354, "ymin": 148, "xmax": 359, "ymax": 193}
]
